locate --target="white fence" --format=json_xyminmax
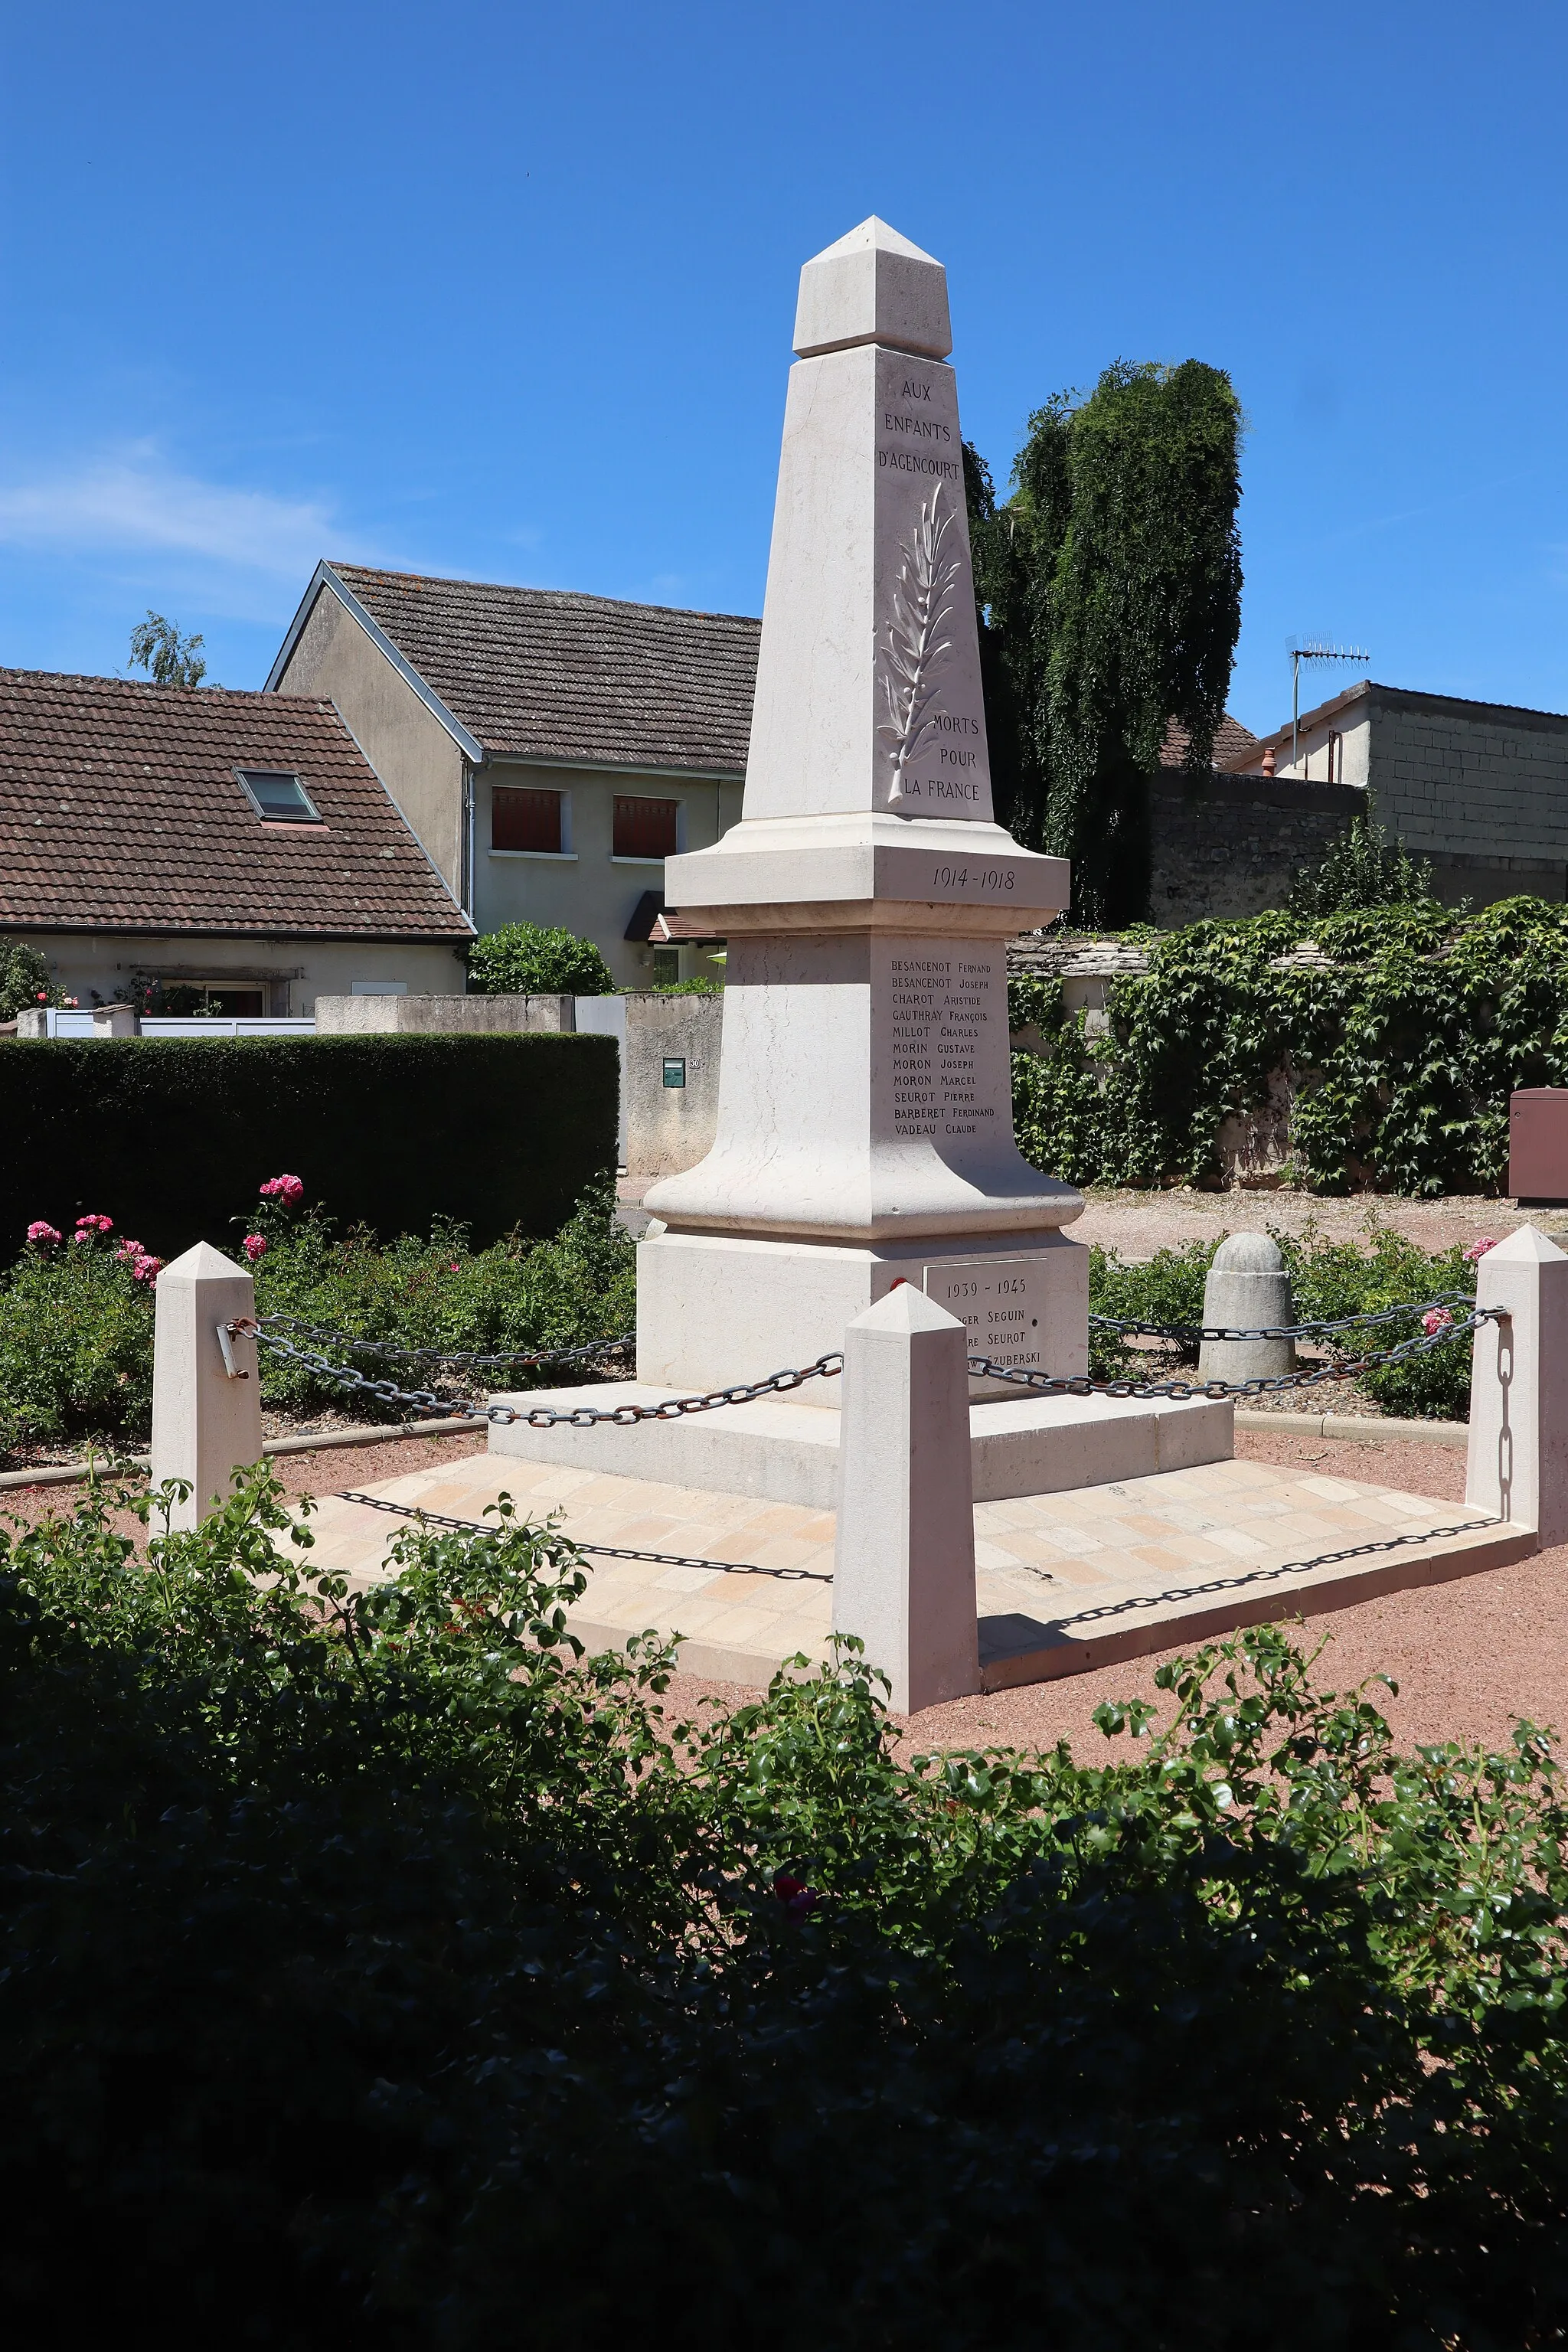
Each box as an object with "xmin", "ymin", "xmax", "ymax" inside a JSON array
[{"xmin": 137, "ymin": 1018, "xmax": 315, "ymax": 1039}]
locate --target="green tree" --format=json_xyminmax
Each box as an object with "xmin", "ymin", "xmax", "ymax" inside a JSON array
[
  {"xmin": 466, "ymin": 920, "xmax": 614, "ymax": 996},
  {"xmin": 128, "ymin": 611, "xmax": 207, "ymax": 688},
  {"xmin": 1289, "ymin": 805, "xmax": 1436, "ymax": 917},
  {"xmin": 968, "ymin": 361, "xmax": 1243, "ymax": 926}
]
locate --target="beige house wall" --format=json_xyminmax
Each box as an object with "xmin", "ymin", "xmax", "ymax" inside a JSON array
[
  {"xmin": 1270, "ymin": 711, "xmax": 1371, "ymax": 791},
  {"xmin": 24, "ymin": 933, "xmax": 466, "ymax": 1017},
  {"xmin": 273, "ymin": 586, "xmax": 469, "ymax": 895},
  {"xmin": 477, "ymin": 758, "xmax": 744, "ymax": 990}
]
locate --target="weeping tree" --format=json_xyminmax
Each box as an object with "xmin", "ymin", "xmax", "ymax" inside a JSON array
[{"xmin": 965, "ymin": 361, "xmax": 1243, "ymax": 927}]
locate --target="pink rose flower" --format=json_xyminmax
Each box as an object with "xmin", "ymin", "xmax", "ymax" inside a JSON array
[
  {"xmin": 242, "ymin": 1233, "xmax": 268, "ymax": 1263},
  {"xmin": 26, "ymin": 1220, "xmax": 60, "ymax": 1246},
  {"xmin": 114, "ymin": 1236, "xmax": 143, "ymax": 1261},
  {"xmin": 132, "ymin": 1254, "xmax": 162, "ymax": 1284},
  {"xmin": 1464, "ymin": 1236, "xmax": 1498, "ymax": 1263},
  {"xmin": 74, "ymin": 1213, "xmax": 113, "ymax": 1234},
  {"xmin": 1423, "ymin": 1307, "xmax": 1455, "ymax": 1336},
  {"xmin": 773, "ymin": 1870, "xmax": 822, "ymax": 1921},
  {"xmin": 259, "ymin": 1173, "xmax": 304, "ymax": 1206}
]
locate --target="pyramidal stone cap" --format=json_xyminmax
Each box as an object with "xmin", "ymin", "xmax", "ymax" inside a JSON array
[{"xmin": 792, "ymin": 216, "xmax": 952, "ymax": 361}]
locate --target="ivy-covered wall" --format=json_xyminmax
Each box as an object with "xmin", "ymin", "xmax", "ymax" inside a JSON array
[{"xmin": 1011, "ymin": 897, "xmax": 1568, "ymax": 1197}]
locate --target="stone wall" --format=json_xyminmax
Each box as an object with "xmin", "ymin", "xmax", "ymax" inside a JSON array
[
  {"xmin": 622, "ymin": 993, "xmax": 721, "ymax": 1182},
  {"xmin": 1148, "ymin": 769, "xmax": 1361, "ymax": 924},
  {"xmin": 315, "ymin": 993, "xmax": 573, "ymax": 1034}
]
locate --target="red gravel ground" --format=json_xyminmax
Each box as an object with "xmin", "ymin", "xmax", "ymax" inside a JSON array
[
  {"xmin": 658, "ymin": 1426, "xmax": 1568, "ymax": 1764},
  {"xmin": 8, "ymin": 1426, "xmax": 1563, "ymax": 1764}
]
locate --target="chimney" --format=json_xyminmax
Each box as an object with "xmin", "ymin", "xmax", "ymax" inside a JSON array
[{"xmin": 1262, "ymin": 743, "xmax": 1276, "ymax": 777}]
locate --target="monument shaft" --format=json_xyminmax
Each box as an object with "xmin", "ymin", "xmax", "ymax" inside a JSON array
[{"xmin": 640, "ymin": 217, "xmax": 1086, "ymax": 1394}]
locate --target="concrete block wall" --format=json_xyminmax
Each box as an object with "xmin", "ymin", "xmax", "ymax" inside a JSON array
[
  {"xmin": 1368, "ymin": 689, "xmax": 1568, "ymax": 903},
  {"xmin": 1148, "ymin": 770, "xmax": 1362, "ymax": 923}
]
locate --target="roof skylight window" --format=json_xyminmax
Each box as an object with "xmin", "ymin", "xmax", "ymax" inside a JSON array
[{"xmin": 236, "ymin": 767, "xmax": 322, "ymax": 824}]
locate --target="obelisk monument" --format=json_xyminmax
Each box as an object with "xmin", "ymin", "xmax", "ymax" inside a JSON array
[{"xmin": 639, "ymin": 217, "xmax": 1088, "ymax": 1393}]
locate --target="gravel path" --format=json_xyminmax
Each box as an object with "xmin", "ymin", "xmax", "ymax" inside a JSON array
[{"xmin": 1071, "ymin": 1187, "xmax": 1560, "ymax": 1259}]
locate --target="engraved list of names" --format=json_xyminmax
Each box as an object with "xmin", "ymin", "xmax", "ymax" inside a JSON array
[{"xmin": 881, "ymin": 942, "xmax": 1011, "ymax": 1168}]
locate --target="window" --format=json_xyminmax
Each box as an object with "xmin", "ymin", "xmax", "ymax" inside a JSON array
[
  {"xmin": 236, "ymin": 768, "xmax": 322, "ymax": 824},
  {"xmin": 492, "ymin": 786, "xmax": 564, "ymax": 854},
  {"xmin": 613, "ymin": 795, "xmax": 680, "ymax": 859}
]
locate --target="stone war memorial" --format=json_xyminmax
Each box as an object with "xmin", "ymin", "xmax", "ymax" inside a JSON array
[{"xmin": 278, "ymin": 221, "xmax": 1556, "ymax": 1708}]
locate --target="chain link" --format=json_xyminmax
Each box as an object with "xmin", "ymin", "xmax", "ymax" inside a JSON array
[
  {"xmin": 969, "ymin": 1301, "xmax": 1499, "ymax": 1404},
  {"xmin": 234, "ymin": 1318, "xmax": 843, "ymax": 1426},
  {"xmin": 1089, "ymin": 1292, "xmax": 1481, "ymax": 1346},
  {"xmin": 248, "ymin": 1318, "xmax": 635, "ymax": 1376},
  {"xmin": 337, "ymin": 1490, "xmax": 834, "ymax": 1583},
  {"xmin": 234, "ymin": 1290, "xmax": 1495, "ymax": 1427}
]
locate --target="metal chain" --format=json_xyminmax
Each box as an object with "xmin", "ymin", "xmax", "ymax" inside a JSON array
[
  {"xmin": 234, "ymin": 1292, "xmax": 1493, "ymax": 1426},
  {"xmin": 969, "ymin": 1300, "xmax": 1498, "ymax": 1404},
  {"xmin": 337, "ymin": 1490, "xmax": 833, "ymax": 1583},
  {"xmin": 1089, "ymin": 1292, "xmax": 1481, "ymax": 1346},
  {"xmin": 250, "ymin": 1318, "xmax": 635, "ymax": 1375},
  {"xmin": 233, "ymin": 1318, "xmax": 843, "ymax": 1426}
]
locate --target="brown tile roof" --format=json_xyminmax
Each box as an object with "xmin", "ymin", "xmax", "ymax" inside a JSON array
[
  {"xmin": 0, "ymin": 670, "xmax": 471, "ymax": 938},
  {"xmin": 328, "ymin": 564, "xmax": 760, "ymax": 772},
  {"xmin": 1159, "ymin": 711, "xmax": 1260, "ymax": 770}
]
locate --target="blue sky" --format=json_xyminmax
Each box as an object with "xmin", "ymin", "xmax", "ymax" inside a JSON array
[{"xmin": 2, "ymin": 0, "xmax": 1565, "ymax": 739}]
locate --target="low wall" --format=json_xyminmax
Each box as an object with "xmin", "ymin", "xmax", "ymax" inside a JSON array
[
  {"xmin": 315, "ymin": 994, "xmax": 573, "ymax": 1034},
  {"xmin": 623, "ymin": 995, "xmax": 722, "ymax": 1182},
  {"xmin": 317, "ymin": 990, "xmax": 724, "ymax": 1181}
]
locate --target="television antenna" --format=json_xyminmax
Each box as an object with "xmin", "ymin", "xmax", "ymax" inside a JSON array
[{"xmin": 1286, "ymin": 640, "xmax": 1370, "ymax": 766}]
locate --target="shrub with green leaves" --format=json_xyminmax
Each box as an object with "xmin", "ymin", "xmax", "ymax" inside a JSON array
[
  {"xmin": 5, "ymin": 1472, "xmax": 1568, "ymax": 2344},
  {"xmin": 1012, "ymin": 895, "xmax": 1568, "ymax": 1195},
  {"xmin": 0, "ymin": 937, "xmax": 58, "ymax": 1020},
  {"xmin": 1089, "ymin": 1220, "xmax": 1485, "ymax": 1417},
  {"xmin": 0, "ymin": 1177, "xmax": 635, "ymax": 1454},
  {"xmin": 466, "ymin": 920, "xmax": 615, "ymax": 996}
]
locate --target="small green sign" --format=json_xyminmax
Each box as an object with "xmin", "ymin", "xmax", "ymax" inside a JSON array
[{"xmin": 662, "ymin": 1057, "xmax": 687, "ymax": 1089}]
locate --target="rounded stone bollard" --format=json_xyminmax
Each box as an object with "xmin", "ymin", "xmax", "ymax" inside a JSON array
[{"xmin": 1197, "ymin": 1233, "xmax": 1296, "ymax": 1383}]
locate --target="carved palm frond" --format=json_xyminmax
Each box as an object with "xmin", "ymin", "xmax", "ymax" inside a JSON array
[{"xmin": 877, "ymin": 487, "xmax": 963, "ymax": 791}]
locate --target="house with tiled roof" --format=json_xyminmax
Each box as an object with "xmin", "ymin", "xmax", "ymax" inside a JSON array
[
  {"xmin": 0, "ymin": 669, "xmax": 471, "ymax": 1014},
  {"xmin": 267, "ymin": 564, "xmax": 757, "ymax": 987}
]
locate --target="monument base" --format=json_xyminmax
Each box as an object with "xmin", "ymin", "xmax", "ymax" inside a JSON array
[
  {"xmin": 635, "ymin": 1225, "xmax": 1089, "ymax": 1402},
  {"xmin": 487, "ymin": 1380, "xmax": 1233, "ymax": 1511}
]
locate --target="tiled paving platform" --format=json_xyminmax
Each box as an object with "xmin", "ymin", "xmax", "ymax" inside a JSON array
[{"xmin": 296, "ymin": 1449, "xmax": 1537, "ymax": 1691}]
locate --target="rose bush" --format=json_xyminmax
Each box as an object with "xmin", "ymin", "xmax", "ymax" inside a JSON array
[{"xmin": 0, "ymin": 1175, "xmax": 634, "ymax": 1457}]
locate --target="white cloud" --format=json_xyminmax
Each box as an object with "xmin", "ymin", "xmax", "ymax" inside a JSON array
[{"xmin": 0, "ymin": 446, "xmax": 371, "ymax": 578}]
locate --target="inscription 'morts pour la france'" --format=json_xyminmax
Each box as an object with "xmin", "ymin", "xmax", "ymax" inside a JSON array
[{"xmin": 874, "ymin": 348, "xmax": 990, "ymax": 818}]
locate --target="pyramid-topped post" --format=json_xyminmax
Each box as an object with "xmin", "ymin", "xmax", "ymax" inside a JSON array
[
  {"xmin": 1466, "ymin": 1225, "xmax": 1568, "ymax": 1544},
  {"xmin": 149, "ymin": 1242, "xmax": 265, "ymax": 1530},
  {"xmin": 833, "ymin": 1282, "xmax": 980, "ymax": 1713},
  {"xmin": 636, "ymin": 220, "xmax": 1087, "ymax": 1396}
]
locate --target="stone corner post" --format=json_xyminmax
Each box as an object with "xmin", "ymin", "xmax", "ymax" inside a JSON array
[
  {"xmin": 149, "ymin": 1242, "xmax": 265, "ymax": 1531},
  {"xmin": 1465, "ymin": 1224, "xmax": 1568, "ymax": 1545},
  {"xmin": 832, "ymin": 1284, "xmax": 980, "ymax": 1714}
]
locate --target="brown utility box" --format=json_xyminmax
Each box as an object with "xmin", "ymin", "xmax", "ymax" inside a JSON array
[{"xmin": 1509, "ymin": 1089, "xmax": 1568, "ymax": 1201}]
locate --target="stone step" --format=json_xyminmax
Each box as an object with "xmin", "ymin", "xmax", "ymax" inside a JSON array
[{"xmin": 487, "ymin": 1380, "xmax": 1232, "ymax": 1508}]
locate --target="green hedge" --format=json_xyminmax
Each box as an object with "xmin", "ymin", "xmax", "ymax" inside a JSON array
[{"xmin": 0, "ymin": 1035, "xmax": 618, "ymax": 1261}]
